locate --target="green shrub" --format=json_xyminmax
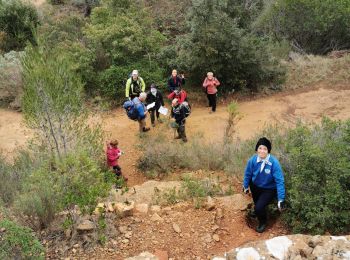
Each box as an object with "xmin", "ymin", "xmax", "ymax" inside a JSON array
[
  {"xmin": 14, "ymin": 166, "xmax": 59, "ymax": 229},
  {"xmin": 0, "ymin": 149, "xmax": 41, "ymax": 205},
  {"xmin": 84, "ymin": 0, "xmax": 167, "ymax": 98},
  {"xmin": 153, "ymin": 176, "xmax": 228, "ymax": 206},
  {"xmin": 170, "ymin": 0, "xmax": 285, "ymax": 91},
  {"xmin": 0, "ymin": 219, "xmax": 44, "ymax": 259},
  {"xmin": 255, "ymin": 0, "xmax": 350, "ymax": 54},
  {"xmin": 14, "ymin": 150, "xmax": 114, "ymax": 228},
  {"xmin": 282, "ymin": 118, "xmax": 350, "ymax": 234},
  {"xmin": 0, "ymin": 0, "xmax": 39, "ymax": 52},
  {"xmin": 97, "ymin": 61, "xmax": 165, "ymax": 100},
  {"xmin": 0, "ymin": 51, "xmax": 23, "ymax": 106}
]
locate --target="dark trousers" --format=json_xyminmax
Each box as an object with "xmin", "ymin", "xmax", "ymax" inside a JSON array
[
  {"xmin": 176, "ymin": 120, "xmax": 186, "ymax": 140},
  {"xmin": 113, "ymin": 165, "xmax": 122, "ymax": 177},
  {"xmin": 207, "ymin": 94, "xmax": 217, "ymax": 112},
  {"xmin": 149, "ymin": 109, "xmax": 160, "ymax": 124},
  {"xmin": 250, "ymin": 183, "xmax": 277, "ymax": 224}
]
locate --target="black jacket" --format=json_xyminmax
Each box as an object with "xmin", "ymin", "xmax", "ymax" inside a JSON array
[
  {"xmin": 167, "ymin": 76, "xmax": 185, "ymax": 92},
  {"xmin": 146, "ymin": 90, "xmax": 164, "ymax": 111},
  {"xmin": 172, "ymin": 104, "xmax": 186, "ymax": 123}
]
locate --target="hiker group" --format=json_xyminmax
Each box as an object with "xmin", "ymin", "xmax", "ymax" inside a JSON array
[
  {"xmin": 123, "ymin": 69, "xmax": 215, "ymax": 142},
  {"xmin": 107, "ymin": 69, "xmax": 286, "ymax": 234}
]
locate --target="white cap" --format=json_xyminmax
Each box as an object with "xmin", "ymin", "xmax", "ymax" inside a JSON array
[{"xmin": 132, "ymin": 70, "xmax": 139, "ymax": 76}]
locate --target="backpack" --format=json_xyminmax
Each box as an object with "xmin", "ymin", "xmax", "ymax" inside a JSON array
[
  {"xmin": 181, "ymin": 101, "xmax": 191, "ymax": 118},
  {"xmin": 123, "ymin": 100, "xmax": 138, "ymax": 120}
]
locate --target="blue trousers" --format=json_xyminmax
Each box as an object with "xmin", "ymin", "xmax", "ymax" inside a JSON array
[{"xmin": 250, "ymin": 183, "xmax": 277, "ymax": 224}]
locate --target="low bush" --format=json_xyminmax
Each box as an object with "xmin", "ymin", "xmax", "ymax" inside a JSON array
[
  {"xmin": 282, "ymin": 118, "xmax": 350, "ymax": 234},
  {"xmin": 255, "ymin": 0, "xmax": 350, "ymax": 54},
  {"xmin": 0, "ymin": 0, "xmax": 39, "ymax": 52},
  {"xmin": 0, "ymin": 219, "xmax": 44, "ymax": 259},
  {"xmin": 13, "ymin": 150, "xmax": 114, "ymax": 229},
  {"xmin": 0, "ymin": 51, "xmax": 23, "ymax": 107},
  {"xmin": 153, "ymin": 176, "xmax": 230, "ymax": 207}
]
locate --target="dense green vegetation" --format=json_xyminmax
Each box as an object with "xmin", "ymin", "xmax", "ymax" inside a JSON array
[
  {"xmin": 255, "ymin": 0, "xmax": 350, "ymax": 54},
  {"xmin": 0, "ymin": 0, "xmax": 39, "ymax": 53},
  {"xmin": 2, "ymin": 0, "xmax": 350, "ymax": 97}
]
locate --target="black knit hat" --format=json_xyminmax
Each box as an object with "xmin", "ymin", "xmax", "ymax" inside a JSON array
[{"xmin": 255, "ymin": 137, "xmax": 272, "ymax": 153}]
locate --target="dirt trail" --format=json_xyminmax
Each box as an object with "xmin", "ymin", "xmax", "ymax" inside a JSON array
[{"xmin": 1, "ymin": 85, "xmax": 350, "ymax": 173}]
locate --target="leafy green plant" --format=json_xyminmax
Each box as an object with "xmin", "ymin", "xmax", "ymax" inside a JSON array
[
  {"xmin": 282, "ymin": 118, "xmax": 350, "ymax": 234},
  {"xmin": 255, "ymin": 0, "xmax": 350, "ymax": 54},
  {"xmin": 0, "ymin": 219, "xmax": 44, "ymax": 259},
  {"xmin": 13, "ymin": 149, "xmax": 114, "ymax": 228},
  {"xmin": 0, "ymin": 51, "xmax": 23, "ymax": 107},
  {"xmin": 22, "ymin": 46, "xmax": 85, "ymax": 160},
  {"xmin": 170, "ymin": 0, "xmax": 285, "ymax": 91},
  {"xmin": 153, "ymin": 176, "xmax": 227, "ymax": 206},
  {"xmin": 0, "ymin": 0, "xmax": 39, "ymax": 52}
]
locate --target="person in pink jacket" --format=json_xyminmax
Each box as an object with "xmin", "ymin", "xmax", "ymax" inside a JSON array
[
  {"xmin": 202, "ymin": 72, "xmax": 220, "ymax": 113},
  {"xmin": 106, "ymin": 140, "xmax": 128, "ymax": 183}
]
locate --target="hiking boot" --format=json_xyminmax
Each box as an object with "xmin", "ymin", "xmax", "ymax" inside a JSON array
[
  {"xmin": 174, "ymin": 136, "xmax": 182, "ymax": 139},
  {"xmin": 256, "ymin": 222, "xmax": 267, "ymax": 233},
  {"xmin": 182, "ymin": 137, "xmax": 188, "ymax": 143},
  {"xmin": 143, "ymin": 127, "xmax": 150, "ymax": 132}
]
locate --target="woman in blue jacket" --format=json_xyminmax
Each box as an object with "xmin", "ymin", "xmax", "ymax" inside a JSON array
[{"xmin": 243, "ymin": 137, "xmax": 285, "ymax": 233}]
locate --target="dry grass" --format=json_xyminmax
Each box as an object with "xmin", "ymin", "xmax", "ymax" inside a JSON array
[{"xmin": 283, "ymin": 54, "xmax": 350, "ymax": 90}]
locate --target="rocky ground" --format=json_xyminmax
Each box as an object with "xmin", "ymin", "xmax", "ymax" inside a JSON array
[{"xmin": 44, "ymin": 186, "xmax": 287, "ymax": 260}]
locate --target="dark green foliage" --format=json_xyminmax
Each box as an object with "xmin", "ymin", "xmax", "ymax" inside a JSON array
[
  {"xmin": 98, "ymin": 62, "xmax": 166, "ymax": 98},
  {"xmin": 84, "ymin": 0, "xmax": 167, "ymax": 98},
  {"xmin": 255, "ymin": 0, "xmax": 350, "ymax": 54},
  {"xmin": 282, "ymin": 118, "xmax": 350, "ymax": 234},
  {"xmin": 0, "ymin": 219, "xmax": 44, "ymax": 259},
  {"xmin": 171, "ymin": 0, "xmax": 285, "ymax": 91},
  {"xmin": 0, "ymin": 0, "xmax": 39, "ymax": 52},
  {"xmin": 144, "ymin": 0, "xmax": 191, "ymax": 37}
]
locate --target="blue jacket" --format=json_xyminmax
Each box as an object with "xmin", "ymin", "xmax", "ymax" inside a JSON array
[
  {"xmin": 132, "ymin": 97, "xmax": 146, "ymax": 120},
  {"xmin": 243, "ymin": 154, "xmax": 285, "ymax": 201}
]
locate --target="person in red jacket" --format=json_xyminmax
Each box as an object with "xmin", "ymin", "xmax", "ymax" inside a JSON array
[
  {"xmin": 167, "ymin": 87, "xmax": 187, "ymax": 104},
  {"xmin": 202, "ymin": 72, "xmax": 220, "ymax": 113},
  {"xmin": 106, "ymin": 140, "xmax": 128, "ymax": 182}
]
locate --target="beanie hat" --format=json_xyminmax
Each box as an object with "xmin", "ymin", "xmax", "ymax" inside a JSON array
[{"xmin": 255, "ymin": 137, "xmax": 271, "ymax": 153}]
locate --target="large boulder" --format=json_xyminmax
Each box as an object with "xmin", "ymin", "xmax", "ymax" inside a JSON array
[{"xmin": 216, "ymin": 194, "xmax": 250, "ymax": 211}]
